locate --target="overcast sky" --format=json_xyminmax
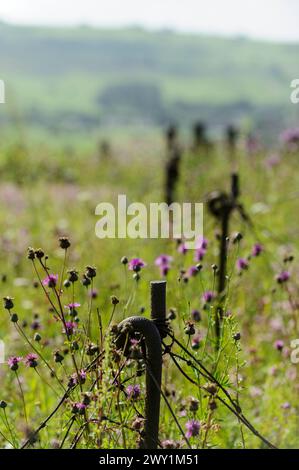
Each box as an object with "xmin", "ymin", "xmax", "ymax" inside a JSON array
[{"xmin": 0, "ymin": 0, "xmax": 299, "ymax": 42}]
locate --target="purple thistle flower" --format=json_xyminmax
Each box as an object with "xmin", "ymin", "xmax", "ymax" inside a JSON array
[
  {"xmin": 202, "ymin": 291, "xmax": 215, "ymax": 303},
  {"xmin": 237, "ymin": 258, "xmax": 249, "ymax": 271},
  {"xmin": 30, "ymin": 320, "xmax": 40, "ymax": 331},
  {"xmin": 276, "ymin": 271, "xmax": 290, "ymax": 284},
  {"xmin": 128, "ymin": 258, "xmax": 146, "ymax": 272},
  {"xmin": 281, "ymin": 402, "xmax": 291, "ymax": 410},
  {"xmin": 65, "ymin": 303, "xmax": 81, "ymax": 309},
  {"xmin": 65, "ymin": 302, "xmax": 81, "ymax": 316},
  {"xmin": 78, "ymin": 370, "xmax": 87, "ymax": 382},
  {"xmin": 7, "ymin": 356, "xmax": 22, "ymax": 371},
  {"xmin": 178, "ymin": 242, "xmax": 188, "ymax": 255},
  {"xmin": 185, "ymin": 419, "xmax": 200, "ymax": 438},
  {"xmin": 42, "ymin": 274, "xmax": 58, "ymax": 288},
  {"xmin": 89, "ymin": 288, "xmax": 98, "ymax": 299},
  {"xmin": 126, "ymin": 384, "xmax": 141, "ymax": 400},
  {"xmin": 187, "ymin": 266, "xmax": 198, "ymax": 278},
  {"xmin": 25, "ymin": 353, "xmax": 38, "ymax": 368},
  {"xmin": 191, "ymin": 309, "xmax": 201, "ymax": 322},
  {"xmin": 161, "ymin": 439, "xmax": 179, "ymax": 449},
  {"xmin": 191, "ymin": 335, "xmax": 201, "ymax": 350},
  {"xmin": 252, "ymin": 243, "xmax": 263, "ymax": 257},
  {"xmin": 281, "ymin": 127, "xmax": 299, "ymax": 147},
  {"xmin": 63, "ymin": 321, "xmax": 77, "ymax": 336},
  {"xmin": 159, "ymin": 265, "xmax": 170, "ymax": 277},
  {"xmin": 274, "ymin": 340, "xmax": 284, "ymax": 351},
  {"xmin": 194, "ymin": 247, "xmax": 206, "ymax": 262},
  {"xmin": 69, "ymin": 369, "xmax": 86, "ymax": 387},
  {"xmin": 72, "ymin": 402, "xmax": 87, "ymax": 415},
  {"xmin": 155, "ymin": 255, "xmax": 173, "ymax": 267},
  {"xmin": 196, "ymin": 236, "xmax": 208, "ymax": 250}
]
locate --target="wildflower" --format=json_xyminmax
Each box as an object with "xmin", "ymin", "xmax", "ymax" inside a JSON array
[
  {"xmin": 274, "ymin": 340, "xmax": 284, "ymax": 351},
  {"xmin": 178, "ymin": 242, "xmax": 188, "ymax": 255},
  {"xmin": 209, "ymin": 400, "xmax": 217, "ymax": 411},
  {"xmin": 187, "ymin": 266, "xmax": 198, "ymax": 278},
  {"xmin": 233, "ymin": 232, "xmax": 243, "ymax": 244},
  {"xmin": 7, "ymin": 356, "xmax": 22, "ymax": 371},
  {"xmin": 276, "ymin": 271, "xmax": 290, "ymax": 284},
  {"xmin": 185, "ymin": 420, "xmax": 200, "ymax": 438},
  {"xmin": 252, "ymin": 243, "xmax": 263, "ymax": 257},
  {"xmin": 191, "ymin": 309, "xmax": 201, "ymax": 322},
  {"xmin": 191, "ymin": 335, "xmax": 201, "ymax": 350},
  {"xmin": 65, "ymin": 303, "xmax": 81, "ymax": 316},
  {"xmin": 42, "ymin": 274, "xmax": 58, "ymax": 288},
  {"xmin": 184, "ymin": 322, "xmax": 195, "ymax": 336},
  {"xmin": 25, "ymin": 353, "xmax": 38, "ymax": 368},
  {"xmin": 159, "ymin": 265, "xmax": 170, "ymax": 277},
  {"xmin": 68, "ymin": 269, "xmax": 79, "ymax": 283},
  {"xmin": 3, "ymin": 296, "xmax": 14, "ymax": 310},
  {"xmin": 237, "ymin": 258, "xmax": 249, "ymax": 271},
  {"xmin": 168, "ymin": 308, "xmax": 176, "ymax": 320},
  {"xmin": 54, "ymin": 351, "xmax": 64, "ymax": 363},
  {"xmin": 110, "ymin": 295, "xmax": 119, "ymax": 305},
  {"xmin": 85, "ymin": 266, "xmax": 97, "ymax": 279},
  {"xmin": 132, "ymin": 417, "xmax": 144, "ymax": 431},
  {"xmin": 126, "ymin": 384, "xmax": 141, "ymax": 400},
  {"xmin": 194, "ymin": 248, "xmax": 206, "ymax": 262},
  {"xmin": 89, "ymin": 288, "xmax": 98, "ymax": 298},
  {"xmin": 194, "ymin": 237, "xmax": 208, "ymax": 262},
  {"xmin": 35, "ymin": 248, "xmax": 45, "ymax": 259},
  {"xmin": 27, "ymin": 247, "xmax": 35, "ymax": 260},
  {"xmin": 281, "ymin": 402, "xmax": 291, "ymax": 410},
  {"xmin": 63, "ymin": 279, "xmax": 71, "ymax": 288},
  {"xmin": 155, "ymin": 255, "xmax": 173, "ymax": 267},
  {"xmin": 189, "ymin": 398, "xmax": 199, "ymax": 412},
  {"xmin": 205, "ymin": 383, "xmax": 217, "ymax": 395},
  {"xmin": 82, "ymin": 393, "xmax": 92, "ymax": 406},
  {"xmin": 72, "ymin": 402, "xmax": 87, "ymax": 415},
  {"xmin": 161, "ymin": 439, "xmax": 179, "ymax": 449},
  {"xmin": 128, "ymin": 258, "xmax": 146, "ymax": 272},
  {"xmin": 155, "ymin": 255, "xmax": 172, "ymax": 277},
  {"xmin": 30, "ymin": 319, "xmax": 40, "ymax": 330},
  {"xmin": 82, "ymin": 274, "xmax": 91, "ymax": 287},
  {"xmin": 69, "ymin": 370, "xmax": 86, "ymax": 388},
  {"xmin": 10, "ymin": 313, "xmax": 19, "ymax": 323},
  {"xmin": 280, "ymin": 127, "xmax": 299, "ymax": 148},
  {"xmin": 63, "ymin": 321, "xmax": 77, "ymax": 336},
  {"xmin": 85, "ymin": 343, "xmax": 99, "ymax": 356},
  {"xmin": 202, "ymin": 291, "xmax": 215, "ymax": 303},
  {"xmin": 59, "ymin": 237, "xmax": 71, "ymax": 250}
]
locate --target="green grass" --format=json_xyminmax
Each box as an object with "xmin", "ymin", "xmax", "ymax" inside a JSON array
[{"xmin": 0, "ymin": 133, "xmax": 298, "ymax": 449}]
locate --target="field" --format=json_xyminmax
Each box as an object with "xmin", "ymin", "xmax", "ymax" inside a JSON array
[
  {"xmin": 0, "ymin": 129, "xmax": 298, "ymax": 449},
  {"xmin": 1, "ymin": 22, "xmax": 299, "ymax": 138}
]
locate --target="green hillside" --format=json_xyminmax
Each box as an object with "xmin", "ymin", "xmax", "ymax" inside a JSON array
[{"xmin": 0, "ymin": 21, "xmax": 298, "ymax": 134}]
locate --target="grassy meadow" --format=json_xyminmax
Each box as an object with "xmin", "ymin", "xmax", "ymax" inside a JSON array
[{"xmin": 0, "ymin": 130, "xmax": 298, "ymax": 449}]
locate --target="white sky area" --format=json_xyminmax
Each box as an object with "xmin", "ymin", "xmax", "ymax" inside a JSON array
[{"xmin": 0, "ymin": 0, "xmax": 299, "ymax": 42}]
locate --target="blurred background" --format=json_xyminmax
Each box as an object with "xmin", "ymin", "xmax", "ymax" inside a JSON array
[{"xmin": 0, "ymin": 0, "xmax": 298, "ymax": 146}]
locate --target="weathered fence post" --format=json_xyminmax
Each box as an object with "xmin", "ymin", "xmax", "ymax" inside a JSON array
[
  {"xmin": 116, "ymin": 280, "xmax": 167, "ymax": 449},
  {"xmin": 164, "ymin": 125, "xmax": 181, "ymax": 206},
  {"xmin": 208, "ymin": 173, "xmax": 240, "ymax": 346}
]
